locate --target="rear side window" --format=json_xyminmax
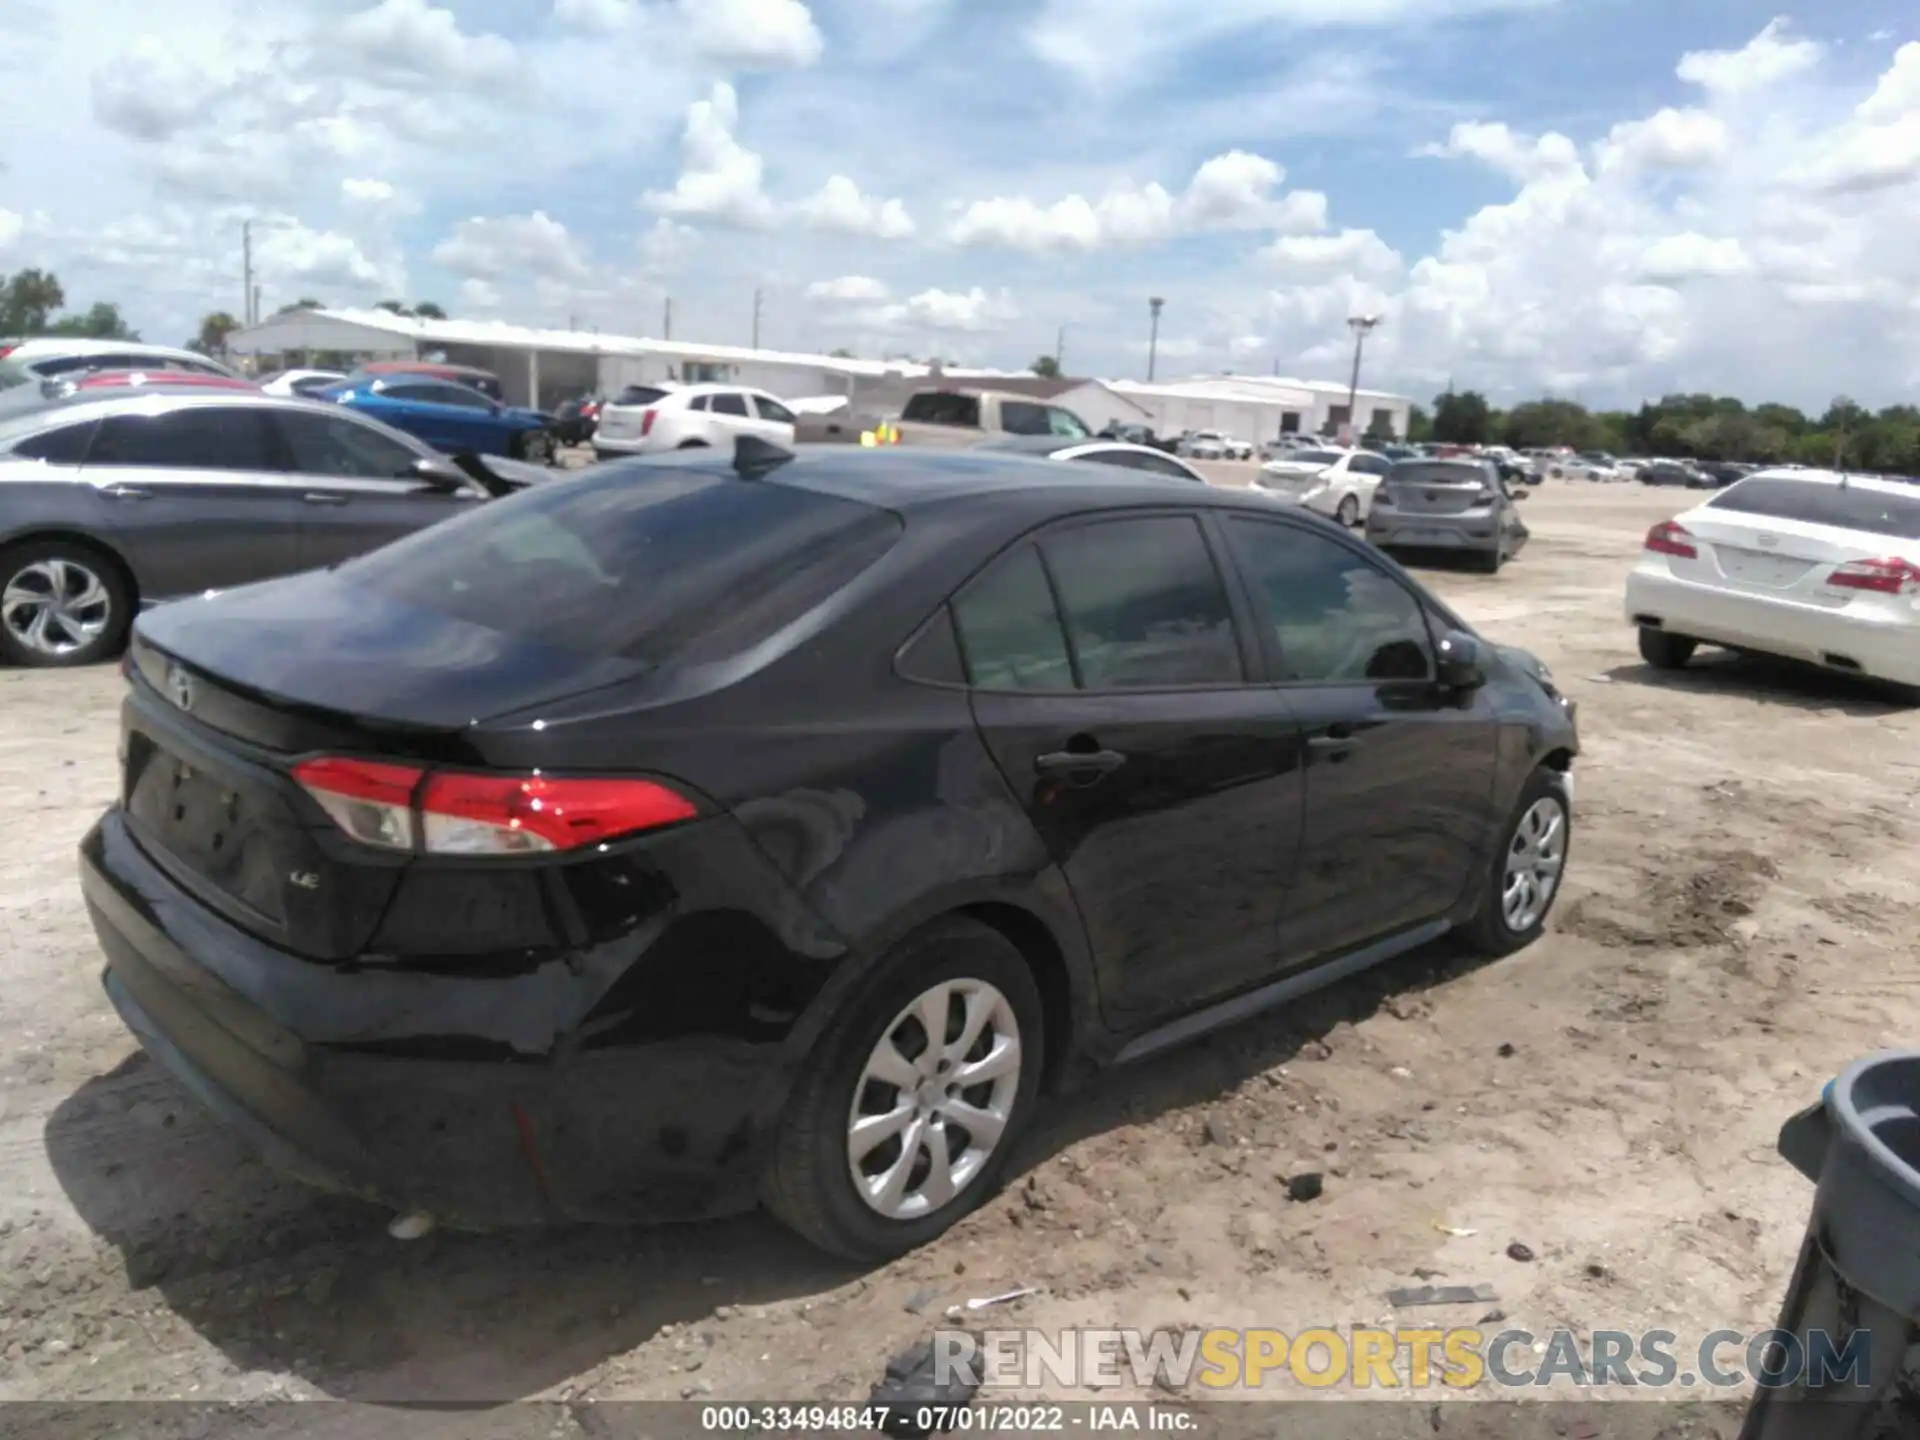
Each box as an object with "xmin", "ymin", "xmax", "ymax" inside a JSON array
[
  {"xmin": 1042, "ymin": 516, "xmax": 1243, "ymax": 688},
  {"xmin": 952, "ymin": 545, "xmax": 1074, "ymax": 691},
  {"xmin": 11, "ymin": 421, "xmax": 96, "ymax": 464},
  {"xmin": 89, "ymin": 407, "xmax": 275, "ymax": 471},
  {"xmin": 1707, "ymin": 478, "xmax": 1920, "ymax": 540},
  {"xmin": 902, "ymin": 392, "xmax": 980, "ymax": 427},
  {"xmin": 342, "ymin": 467, "xmax": 904, "ymax": 666},
  {"xmin": 617, "ymin": 385, "xmax": 668, "ymax": 406},
  {"xmin": 711, "ymin": 393, "xmax": 749, "ymax": 417}
]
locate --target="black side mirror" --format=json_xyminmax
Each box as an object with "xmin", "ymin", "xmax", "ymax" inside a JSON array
[{"xmin": 1435, "ymin": 630, "xmax": 1488, "ymax": 690}]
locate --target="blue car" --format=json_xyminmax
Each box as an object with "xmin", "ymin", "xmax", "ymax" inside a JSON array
[{"xmin": 323, "ymin": 372, "xmax": 556, "ymax": 462}]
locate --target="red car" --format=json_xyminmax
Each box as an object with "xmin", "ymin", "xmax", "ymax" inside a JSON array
[{"xmin": 70, "ymin": 370, "xmax": 260, "ymax": 392}]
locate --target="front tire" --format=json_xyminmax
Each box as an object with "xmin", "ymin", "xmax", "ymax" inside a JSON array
[
  {"xmin": 1335, "ymin": 494, "xmax": 1360, "ymax": 527},
  {"xmin": 761, "ymin": 918, "xmax": 1045, "ymax": 1262},
  {"xmin": 514, "ymin": 429, "xmax": 556, "ymax": 465},
  {"xmin": 0, "ymin": 540, "xmax": 133, "ymax": 668},
  {"xmin": 1638, "ymin": 626, "xmax": 1696, "ymax": 669},
  {"xmin": 1462, "ymin": 767, "xmax": 1572, "ymax": 957}
]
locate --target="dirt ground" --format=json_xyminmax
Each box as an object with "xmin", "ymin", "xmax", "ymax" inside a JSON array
[{"xmin": 0, "ymin": 478, "xmax": 1914, "ymax": 1420}]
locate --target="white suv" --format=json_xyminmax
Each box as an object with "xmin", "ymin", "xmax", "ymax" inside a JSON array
[{"xmin": 594, "ymin": 384, "xmax": 798, "ymax": 458}]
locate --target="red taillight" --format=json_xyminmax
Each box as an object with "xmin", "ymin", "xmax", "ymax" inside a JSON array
[
  {"xmin": 294, "ymin": 757, "xmax": 424, "ymax": 851},
  {"xmin": 1825, "ymin": 557, "xmax": 1920, "ymax": 596},
  {"xmin": 639, "ymin": 408, "xmax": 657, "ymax": 437},
  {"xmin": 419, "ymin": 773, "xmax": 697, "ymax": 854},
  {"xmin": 1645, "ymin": 521, "xmax": 1697, "ymax": 558},
  {"xmin": 294, "ymin": 757, "xmax": 696, "ymax": 855}
]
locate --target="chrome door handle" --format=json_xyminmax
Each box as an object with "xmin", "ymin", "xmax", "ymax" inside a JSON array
[
  {"xmin": 302, "ymin": 492, "xmax": 349, "ymax": 506},
  {"xmin": 104, "ymin": 484, "xmax": 152, "ymax": 500}
]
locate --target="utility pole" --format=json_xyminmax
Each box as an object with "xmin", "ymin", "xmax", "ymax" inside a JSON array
[
  {"xmin": 1055, "ymin": 324, "xmax": 1065, "ymax": 371},
  {"xmin": 752, "ymin": 287, "xmax": 763, "ymax": 350},
  {"xmin": 242, "ymin": 221, "xmax": 254, "ymax": 327},
  {"xmin": 1147, "ymin": 296, "xmax": 1164, "ymax": 382},
  {"xmin": 662, "ymin": 297, "xmax": 673, "ymax": 339},
  {"xmin": 1345, "ymin": 314, "xmax": 1381, "ymax": 444},
  {"xmin": 251, "ymin": 285, "xmax": 261, "ymax": 331}
]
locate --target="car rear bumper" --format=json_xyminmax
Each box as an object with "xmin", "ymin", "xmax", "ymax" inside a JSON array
[
  {"xmin": 79, "ymin": 810, "xmax": 774, "ymax": 1228},
  {"xmin": 591, "ymin": 434, "xmax": 655, "ymax": 457},
  {"xmin": 1367, "ymin": 515, "xmax": 1504, "ymax": 551},
  {"xmin": 1625, "ymin": 570, "xmax": 1920, "ymax": 686}
]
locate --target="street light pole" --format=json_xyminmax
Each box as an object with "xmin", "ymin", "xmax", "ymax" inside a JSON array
[
  {"xmin": 242, "ymin": 221, "xmax": 254, "ymax": 327},
  {"xmin": 1055, "ymin": 324, "xmax": 1065, "ymax": 371},
  {"xmin": 1147, "ymin": 297, "xmax": 1164, "ymax": 382},
  {"xmin": 1344, "ymin": 314, "xmax": 1381, "ymax": 443}
]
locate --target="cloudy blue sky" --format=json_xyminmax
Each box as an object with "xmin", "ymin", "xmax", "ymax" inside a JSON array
[{"xmin": 1, "ymin": 1, "xmax": 1916, "ymax": 407}]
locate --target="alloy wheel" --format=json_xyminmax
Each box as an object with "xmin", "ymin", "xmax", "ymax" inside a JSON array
[
  {"xmin": 1502, "ymin": 795, "xmax": 1566, "ymax": 932},
  {"xmin": 2, "ymin": 558, "xmax": 113, "ymax": 659},
  {"xmin": 846, "ymin": 978, "xmax": 1022, "ymax": 1221}
]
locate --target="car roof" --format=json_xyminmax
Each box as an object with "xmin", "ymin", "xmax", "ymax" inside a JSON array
[
  {"xmin": 4, "ymin": 338, "xmax": 208, "ymax": 363},
  {"xmin": 1733, "ymin": 466, "xmax": 1913, "ymax": 497},
  {"xmin": 974, "ymin": 437, "xmax": 1183, "ymax": 464},
  {"xmin": 629, "ymin": 445, "xmax": 1260, "ymax": 513},
  {"xmin": 0, "ymin": 386, "xmax": 349, "ymax": 435},
  {"xmin": 361, "ymin": 358, "xmax": 495, "ymax": 376}
]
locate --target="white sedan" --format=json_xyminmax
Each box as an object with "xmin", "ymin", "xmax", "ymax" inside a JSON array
[
  {"xmin": 1252, "ymin": 446, "xmax": 1395, "ymax": 526},
  {"xmin": 594, "ymin": 383, "xmax": 797, "ymax": 457},
  {"xmin": 1624, "ymin": 468, "xmax": 1920, "ymax": 689}
]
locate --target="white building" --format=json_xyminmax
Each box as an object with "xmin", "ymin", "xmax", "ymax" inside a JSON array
[{"xmin": 222, "ymin": 307, "xmax": 1411, "ymax": 439}]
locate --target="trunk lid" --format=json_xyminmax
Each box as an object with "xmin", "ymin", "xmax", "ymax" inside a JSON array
[{"xmin": 1379, "ymin": 463, "xmax": 1496, "ymax": 516}]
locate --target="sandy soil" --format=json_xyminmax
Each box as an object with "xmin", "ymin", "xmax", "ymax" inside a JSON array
[{"xmin": 0, "ymin": 479, "xmax": 1914, "ymax": 1423}]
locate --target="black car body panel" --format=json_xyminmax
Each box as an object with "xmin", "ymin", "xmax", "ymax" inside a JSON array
[{"xmin": 81, "ymin": 447, "xmax": 1578, "ymax": 1227}]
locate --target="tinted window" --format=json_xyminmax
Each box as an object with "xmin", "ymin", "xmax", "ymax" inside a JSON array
[
  {"xmin": 688, "ymin": 395, "xmax": 711, "ymax": 412},
  {"xmin": 897, "ymin": 608, "xmax": 966, "ymax": 686},
  {"xmin": 1045, "ymin": 406, "xmax": 1091, "ymax": 438},
  {"xmin": 1708, "ymin": 478, "xmax": 1920, "ymax": 540},
  {"xmin": 344, "ymin": 467, "xmax": 902, "ymax": 665},
  {"xmin": 10, "ymin": 421, "xmax": 96, "ymax": 464},
  {"xmin": 1289, "ymin": 449, "xmax": 1345, "ymax": 465},
  {"xmin": 0, "ymin": 357, "xmax": 34, "ymax": 390},
  {"xmin": 951, "ymin": 545, "xmax": 1074, "ymax": 692},
  {"xmin": 1351, "ymin": 455, "xmax": 1392, "ymax": 476},
  {"xmin": 1071, "ymin": 449, "xmax": 1199, "ymax": 481},
  {"xmin": 1385, "ymin": 462, "xmax": 1491, "ymax": 488},
  {"xmin": 616, "ymin": 385, "xmax": 669, "ymax": 406},
  {"xmin": 1228, "ymin": 519, "xmax": 1434, "ymax": 683},
  {"xmin": 276, "ymin": 410, "xmax": 423, "ymax": 479},
  {"xmin": 89, "ymin": 407, "xmax": 275, "ymax": 471},
  {"xmin": 754, "ymin": 395, "xmax": 797, "ymax": 424},
  {"xmin": 902, "ymin": 392, "xmax": 981, "ymax": 427},
  {"xmin": 999, "ymin": 401, "xmax": 1050, "ymax": 436},
  {"xmin": 427, "ymin": 382, "xmax": 492, "ymax": 410},
  {"xmin": 710, "ymin": 393, "xmax": 749, "ymax": 417},
  {"xmin": 1042, "ymin": 516, "xmax": 1242, "ymax": 688}
]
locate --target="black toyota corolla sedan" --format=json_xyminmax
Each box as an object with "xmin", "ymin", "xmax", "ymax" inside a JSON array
[{"xmin": 79, "ymin": 440, "xmax": 1578, "ymax": 1260}]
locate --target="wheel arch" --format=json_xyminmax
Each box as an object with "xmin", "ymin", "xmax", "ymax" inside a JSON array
[{"xmin": 0, "ymin": 528, "xmax": 142, "ymax": 610}]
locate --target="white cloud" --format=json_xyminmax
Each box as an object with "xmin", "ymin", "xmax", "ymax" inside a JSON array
[
  {"xmin": 642, "ymin": 82, "xmax": 776, "ymax": 227},
  {"xmin": 459, "ymin": 277, "xmax": 502, "ymax": 310},
  {"xmin": 322, "ymin": 0, "xmax": 518, "ymax": 87},
  {"xmin": 1596, "ymin": 108, "xmax": 1730, "ymax": 171},
  {"xmin": 898, "ymin": 286, "xmax": 1019, "ymax": 332},
  {"xmin": 678, "ymin": 0, "xmax": 823, "ymax": 69},
  {"xmin": 1676, "ymin": 17, "xmax": 1821, "ymax": 96},
  {"xmin": 947, "ymin": 149, "xmax": 1323, "ymax": 250},
  {"xmin": 1258, "ymin": 228, "xmax": 1402, "ymax": 279},
  {"xmin": 0, "ymin": 209, "xmax": 22, "ymax": 249},
  {"xmin": 794, "ymin": 176, "xmax": 916, "ymax": 239},
  {"xmin": 1858, "ymin": 41, "xmax": 1920, "ymax": 122},
  {"xmin": 638, "ymin": 217, "xmax": 698, "ymax": 271},
  {"xmin": 1638, "ymin": 233, "xmax": 1752, "ymax": 281},
  {"xmin": 552, "ymin": 0, "xmax": 632, "ymax": 33},
  {"xmin": 807, "ymin": 275, "xmax": 891, "ymax": 302},
  {"xmin": 1420, "ymin": 121, "xmax": 1582, "ymax": 183},
  {"xmin": 432, "ymin": 212, "xmax": 590, "ymax": 282}
]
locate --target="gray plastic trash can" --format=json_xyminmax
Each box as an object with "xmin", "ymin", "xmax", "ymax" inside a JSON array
[{"xmin": 1740, "ymin": 1050, "xmax": 1920, "ymax": 1439}]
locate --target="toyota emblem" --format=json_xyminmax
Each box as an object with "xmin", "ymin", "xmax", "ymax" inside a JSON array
[{"xmin": 165, "ymin": 663, "xmax": 195, "ymax": 711}]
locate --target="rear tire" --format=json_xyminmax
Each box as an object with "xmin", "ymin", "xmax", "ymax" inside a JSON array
[
  {"xmin": 761, "ymin": 918, "xmax": 1045, "ymax": 1262},
  {"xmin": 0, "ymin": 539, "xmax": 133, "ymax": 669},
  {"xmin": 1462, "ymin": 766, "xmax": 1572, "ymax": 957},
  {"xmin": 1335, "ymin": 495, "xmax": 1360, "ymax": 528},
  {"xmin": 1638, "ymin": 626, "xmax": 1696, "ymax": 670},
  {"xmin": 1477, "ymin": 545, "xmax": 1504, "ymax": 575},
  {"xmin": 676, "ymin": 439, "xmax": 709, "ymax": 450}
]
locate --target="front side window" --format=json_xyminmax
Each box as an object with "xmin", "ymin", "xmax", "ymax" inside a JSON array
[
  {"xmin": 10, "ymin": 421, "xmax": 96, "ymax": 463},
  {"xmin": 88, "ymin": 406, "xmax": 274, "ymax": 471},
  {"xmin": 1045, "ymin": 406, "xmax": 1091, "ymax": 438},
  {"xmin": 902, "ymin": 392, "xmax": 980, "ymax": 427},
  {"xmin": 1041, "ymin": 516, "xmax": 1242, "ymax": 689},
  {"xmin": 754, "ymin": 395, "xmax": 797, "ymax": 424},
  {"xmin": 999, "ymin": 401, "xmax": 1050, "ymax": 436},
  {"xmin": 275, "ymin": 410, "xmax": 423, "ymax": 479},
  {"xmin": 1227, "ymin": 518, "xmax": 1434, "ymax": 683},
  {"xmin": 951, "ymin": 544, "xmax": 1075, "ymax": 692},
  {"xmin": 430, "ymin": 383, "xmax": 492, "ymax": 410}
]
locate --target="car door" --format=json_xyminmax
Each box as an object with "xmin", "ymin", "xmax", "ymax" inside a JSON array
[
  {"xmin": 77, "ymin": 403, "xmax": 308, "ymax": 597},
  {"xmin": 707, "ymin": 390, "xmax": 752, "ymax": 441},
  {"xmin": 955, "ymin": 512, "xmax": 1306, "ymax": 1029},
  {"xmin": 269, "ymin": 407, "xmax": 483, "ymax": 569},
  {"xmin": 1221, "ymin": 514, "xmax": 1500, "ymax": 965},
  {"xmin": 1350, "ymin": 454, "xmax": 1392, "ymax": 515},
  {"xmin": 749, "ymin": 393, "xmax": 798, "ymax": 444},
  {"xmin": 418, "ymin": 381, "xmax": 505, "ymax": 455}
]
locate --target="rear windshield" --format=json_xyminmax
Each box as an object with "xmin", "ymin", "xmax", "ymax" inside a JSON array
[
  {"xmin": 1707, "ymin": 477, "xmax": 1920, "ymax": 540},
  {"xmin": 1385, "ymin": 462, "xmax": 1489, "ymax": 486},
  {"xmin": 341, "ymin": 465, "xmax": 904, "ymax": 665},
  {"xmin": 902, "ymin": 392, "xmax": 981, "ymax": 427},
  {"xmin": 1287, "ymin": 449, "xmax": 1344, "ymax": 465},
  {"xmin": 615, "ymin": 385, "xmax": 669, "ymax": 406}
]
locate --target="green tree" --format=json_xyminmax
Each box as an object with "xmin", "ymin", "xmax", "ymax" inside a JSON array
[
  {"xmin": 43, "ymin": 302, "xmax": 137, "ymax": 340},
  {"xmin": 1405, "ymin": 404, "xmax": 1432, "ymax": 443},
  {"xmin": 194, "ymin": 311, "xmax": 240, "ymax": 356},
  {"xmin": 1030, "ymin": 354, "xmax": 1062, "ymax": 379},
  {"xmin": 1431, "ymin": 390, "xmax": 1492, "ymax": 444},
  {"xmin": 0, "ymin": 268, "xmax": 67, "ymax": 333},
  {"xmin": 276, "ymin": 298, "xmax": 324, "ymax": 315},
  {"xmin": 374, "ymin": 299, "xmax": 413, "ymax": 316},
  {"xmin": 412, "ymin": 301, "xmax": 447, "ymax": 320},
  {"xmin": 828, "ymin": 346, "xmax": 856, "ymax": 358}
]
